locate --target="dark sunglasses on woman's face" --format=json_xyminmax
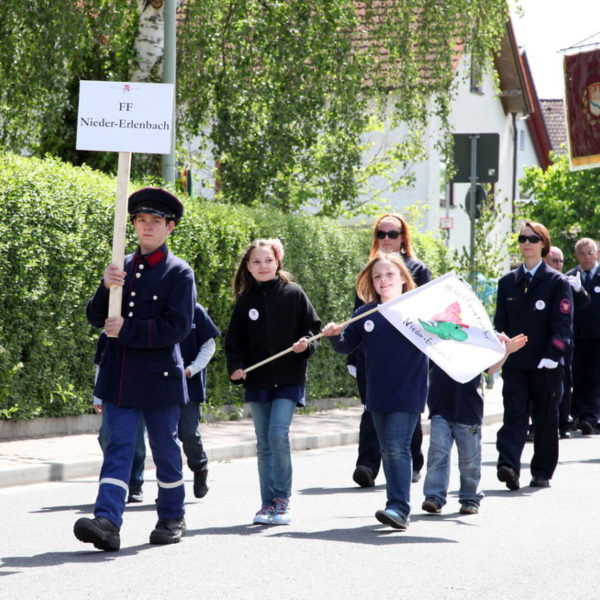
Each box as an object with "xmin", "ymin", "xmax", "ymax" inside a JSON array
[
  {"xmin": 518, "ymin": 234, "xmax": 542, "ymax": 244},
  {"xmin": 376, "ymin": 230, "xmax": 402, "ymax": 239}
]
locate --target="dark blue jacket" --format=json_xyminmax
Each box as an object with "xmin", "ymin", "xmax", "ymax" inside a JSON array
[
  {"xmin": 329, "ymin": 303, "xmax": 428, "ymax": 414},
  {"xmin": 180, "ymin": 303, "xmax": 220, "ymax": 403},
  {"xmin": 565, "ymin": 266, "xmax": 599, "ymax": 339},
  {"xmin": 427, "ymin": 364, "xmax": 483, "ymax": 426},
  {"xmin": 87, "ymin": 243, "xmax": 196, "ymax": 408},
  {"xmin": 494, "ymin": 262, "xmax": 573, "ymax": 370}
]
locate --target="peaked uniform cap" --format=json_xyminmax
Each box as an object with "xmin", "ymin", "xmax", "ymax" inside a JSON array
[{"xmin": 128, "ymin": 187, "xmax": 183, "ymax": 222}]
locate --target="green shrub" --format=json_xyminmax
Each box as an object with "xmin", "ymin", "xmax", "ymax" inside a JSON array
[{"xmin": 0, "ymin": 152, "xmax": 449, "ymax": 420}]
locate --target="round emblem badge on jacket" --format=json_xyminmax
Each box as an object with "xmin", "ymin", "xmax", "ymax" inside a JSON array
[
  {"xmin": 248, "ymin": 308, "xmax": 259, "ymax": 321},
  {"xmin": 364, "ymin": 319, "xmax": 374, "ymax": 332},
  {"xmin": 535, "ymin": 300, "xmax": 546, "ymax": 310}
]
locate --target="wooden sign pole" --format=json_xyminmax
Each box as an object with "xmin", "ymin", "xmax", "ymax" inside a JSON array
[{"xmin": 107, "ymin": 151, "xmax": 132, "ymax": 333}]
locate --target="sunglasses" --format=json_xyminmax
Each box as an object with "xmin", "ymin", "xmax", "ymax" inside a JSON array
[
  {"xmin": 376, "ymin": 230, "xmax": 403, "ymax": 239},
  {"xmin": 518, "ymin": 234, "xmax": 542, "ymax": 244}
]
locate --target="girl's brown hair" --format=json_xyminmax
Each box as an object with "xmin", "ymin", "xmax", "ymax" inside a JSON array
[
  {"xmin": 232, "ymin": 238, "xmax": 292, "ymax": 298},
  {"xmin": 356, "ymin": 252, "xmax": 416, "ymax": 304},
  {"xmin": 522, "ymin": 221, "xmax": 551, "ymax": 258},
  {"xmin": 369, "ymin": 213, "xmax": 415, "ymax": 259}
]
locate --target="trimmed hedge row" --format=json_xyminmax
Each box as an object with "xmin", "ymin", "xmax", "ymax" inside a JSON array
[{"xmin": 0, "ymin": 152, "xmax": 452, "ymax": 420}]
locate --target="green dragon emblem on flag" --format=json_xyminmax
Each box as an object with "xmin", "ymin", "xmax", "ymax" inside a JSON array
[{"xmin": 418, "ymin": 302, "xmax": 469, "ymax": 341}]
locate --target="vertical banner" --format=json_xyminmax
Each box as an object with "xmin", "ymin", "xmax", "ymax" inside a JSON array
[{"xmin": 564, "ymin": 49, "xmax": 600, "ymax": 170}]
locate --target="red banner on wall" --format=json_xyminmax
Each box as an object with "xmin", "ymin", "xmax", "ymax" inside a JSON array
[{"xmin": 564, "ymin": 48, "xmax": 600, "ymax": 169}]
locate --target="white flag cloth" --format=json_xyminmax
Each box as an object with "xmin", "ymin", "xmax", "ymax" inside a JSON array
[{"xmin": 377, "ymin": 272, "xmax": 504, "ymax": 383}]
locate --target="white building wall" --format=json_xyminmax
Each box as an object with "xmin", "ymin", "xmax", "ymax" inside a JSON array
[{"xmin": 355, "ymin": 55, "xmax": 544, "ymax": 270}]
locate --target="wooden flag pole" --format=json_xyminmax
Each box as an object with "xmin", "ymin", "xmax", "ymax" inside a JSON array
[
  {"xmin": 243, "ymin": 304, "xmax": 380, "ymax": 374},
  {"xmin": 107, "ymin": 151, "xmax": 132, "ymax": 335}
]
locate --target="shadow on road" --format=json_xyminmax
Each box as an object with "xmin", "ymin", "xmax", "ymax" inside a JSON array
[{"xmin": 187, "ymin": 523, "xmax": 457, "ymax": 546}]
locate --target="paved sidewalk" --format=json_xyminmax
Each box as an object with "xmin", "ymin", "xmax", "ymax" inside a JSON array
[{"xmin": 0, "ymin": 382, "xmax": 504, "ymax": 489}]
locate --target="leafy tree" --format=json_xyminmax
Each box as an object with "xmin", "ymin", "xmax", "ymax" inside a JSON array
[
  {"xmin": 0, "ymin": 0, "xmax": 509, "ymax": 215},
  {"xmin": 520, "ymin": 152, "xmax": 600, "ymax": 268}
]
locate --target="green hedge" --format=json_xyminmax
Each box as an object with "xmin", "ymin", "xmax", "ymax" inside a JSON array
[{"xmin": 0, "ymin": 152, "xmax": 452, "ymax": 420}]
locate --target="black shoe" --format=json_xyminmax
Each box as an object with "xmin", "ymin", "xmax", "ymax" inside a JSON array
[
  {"xmin": 74, "ymin": 517, "xmax": 120, "ymax": 552},
  {"xmin": 127, "ymin": 488, "xmax": 144, "ymax": 503},
  {"xmin": 530, "ymin": 477, "xmax": 550, "ymax": 488},
  {"xmin": 422, "ymin": 497, "xmax": 442, "ymax": 514},
  {"xmin": 559, "ymin": 430, "xmax": 571, "ymax": 439},
  {"xmin": 149, "ymin": 518, "xmax": 186, "ymax": 545},
  {"xmin": 580, "ymin": 420, "xmax": 594, "ymax": 435},
  {"xmin": 193, "ymin": 468, "xmax": 209, "ymax": 498},
  {"xmin": 353, "ymin": 465, "xmax": 375, "ymax": 488},
  {"xmin": 497, "ymin": 465, "xmax": 520, "ymax": 490},
  {"xmin": 459, "ymin": 502, "xmax": 479, "ymax": 515}
]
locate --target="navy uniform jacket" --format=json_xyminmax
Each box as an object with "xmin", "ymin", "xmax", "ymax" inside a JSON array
[
  {"xmin": 427, "ymin": 364, "xmax": 483, "ymax": 426},
  {"xmin": 87, "ymin": 243, "xmax": 196, "ymax": 408},
  {"xmin": 329, "ymin": 303, "xmax": 428, "ymax": 414},
  {"xmin": 179, "ymin": 303, "xmax": 220, "ymax": 403},
  {"xmin": 565, "ymin": 266, "xmax": 599, "ymax": 339},
  {"xmin": 494, "ymin": 262, "xmax": 573, "ymax": 371}
]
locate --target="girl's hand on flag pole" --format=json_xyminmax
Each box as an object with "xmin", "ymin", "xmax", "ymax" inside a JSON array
[
  {"xmin": 292, "ymin": 337, "xmax": 309, "ymax": 353},
  {"xmin": 322, "ymin": 322, "xmax": 343, "ymax": 337},
  {"xmin": 230, "ymin": 368, "xmax": 246, "ymax": 381}
]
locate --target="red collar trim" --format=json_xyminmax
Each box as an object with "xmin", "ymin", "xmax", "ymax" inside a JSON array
[{"xmin": 135, "ymin": 245, "xmax": 167, "ymax": 268}]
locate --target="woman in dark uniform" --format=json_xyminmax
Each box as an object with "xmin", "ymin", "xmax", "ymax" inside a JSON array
[{"xmin": 494, "ymin": 221, "xmax": 573, "ymax": 490}]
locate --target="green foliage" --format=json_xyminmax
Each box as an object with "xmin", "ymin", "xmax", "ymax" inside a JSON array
[
  {"xmin": 1, "ymin": 1, "xmax": 509, "ymax": 215},
  {"xmin": 0, "ymin": 153, "xmax": 117, "ymax": 419},
  {"xmin": 520, "ymin": 153, "xmax": 600, "ymax": 268},
  {"xmin": 454, "ymin": 192, "xmax": 510, "ymax": 315},
  {"xmin": 1, "ymin": 152, "xmax": 422, "ymax": 420}
]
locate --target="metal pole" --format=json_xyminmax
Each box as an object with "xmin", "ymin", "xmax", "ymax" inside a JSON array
[
  {"xmin": 469, "ymin": 134, "xmax": 478, "ymax": 288},
  {"xmin": 161, "ymin": 0, "xmax": 176, "ymax": 183}
]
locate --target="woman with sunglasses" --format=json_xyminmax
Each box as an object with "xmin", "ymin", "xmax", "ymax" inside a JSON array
[
  {"xmin": 350, "ymin": 213, "xmax": 431, "ymax": 489},
  {"xmin": 493, "ymin": 221, "xmax": 573, "ymax": 491}
]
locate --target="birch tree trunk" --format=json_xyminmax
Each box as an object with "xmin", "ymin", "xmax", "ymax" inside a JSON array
[{"xmin": 131, "ymin": 1, "xmax": 169, "ymax": 81}]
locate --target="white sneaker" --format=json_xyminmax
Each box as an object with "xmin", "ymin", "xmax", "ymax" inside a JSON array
[
  {"xmin": 272, "ymin": 497, "xmax": 291, "ymax": 525},
  {"xmin": 253, "ymin": 505, "xmax": 273, "ymax": 525}
]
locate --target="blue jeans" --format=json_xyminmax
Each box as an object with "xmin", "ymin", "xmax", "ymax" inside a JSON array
[
  {"xmin": 424, "ymin": 415, "xmax": 484, "ymax": 506},
  {"xmin": 371, "ymin": 411, "xmax": 419, "ymax": 520},
  {"xmin": 98, "ymin": 409, "xmax": 146, "ymax": 492},
  {"xmin": 178, "ymin": 401, "xmax": 208, "ymax": 472},
  {"xmin": 250, "ymin": 399, "xmax": 296, "ymax": 506}
]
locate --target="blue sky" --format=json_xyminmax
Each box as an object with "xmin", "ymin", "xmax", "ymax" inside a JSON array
[{"xmin": 509, "ymin": 0, "xmax": 600, "ymax": 98}]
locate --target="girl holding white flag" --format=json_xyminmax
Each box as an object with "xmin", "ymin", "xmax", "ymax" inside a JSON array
[{"xmin": 323, "ymin": 253, "xmax": 429, "ymax": 531}]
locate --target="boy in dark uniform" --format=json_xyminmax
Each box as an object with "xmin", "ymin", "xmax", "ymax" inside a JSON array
[
  {"xmin": 179, "ymin": 303, "xmax": 220, "ymax": 498},
  {"xmin": 74, "ymin": 187, "xmax": 196, "ymax": 551}
]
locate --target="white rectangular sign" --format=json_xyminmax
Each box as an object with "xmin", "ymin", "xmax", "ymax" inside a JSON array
[{"xmin": 76, "ymin": 80, "xmax": 174, "ymax": 154}]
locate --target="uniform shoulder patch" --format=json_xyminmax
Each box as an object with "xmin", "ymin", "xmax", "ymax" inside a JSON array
[{"xmin": 559, "ymin": 298, "xmax": 571, "ymax": 314}]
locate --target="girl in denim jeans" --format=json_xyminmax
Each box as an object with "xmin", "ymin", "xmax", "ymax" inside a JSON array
[
  {"xmin": 225, "ymin": 238, "xmax": 321, "ymax": 526},
  {"xmin": 323, "ymin": 252, "xmax": 428, "ymax": 531}
]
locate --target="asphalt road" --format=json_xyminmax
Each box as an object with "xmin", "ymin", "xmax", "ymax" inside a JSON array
[{"xmin": 1, "ymin": 422, "xmax": 599, "ymax": 600}]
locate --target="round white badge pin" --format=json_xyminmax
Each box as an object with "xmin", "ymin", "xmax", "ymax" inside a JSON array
[
  {"xmin": 364, "ymin": 319, "xmax": 374, "ymax": 332},
  {"xmin": 535, "ymin": 300, "xmax": 545, "ymax": 310},
  {"xmin": 249, "ymin": 308, "xmax": 259, "ymax": 321}
]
